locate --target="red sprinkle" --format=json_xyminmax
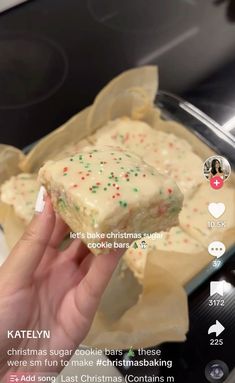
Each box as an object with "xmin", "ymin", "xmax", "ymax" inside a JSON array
[
  {"xmin": 63, "ymin": 167, "xmax": 68, "ymax": 173},
  {"xmin": 158, "ymin": 205, "xmax": 167, "ymax": 215},
  {"xmin": 81, "ymin": 177, "xmax": 85, "ymax": 180},
  {"xmin": 168, "ymin": 188, "xmax": 172, "ymax": 194}
]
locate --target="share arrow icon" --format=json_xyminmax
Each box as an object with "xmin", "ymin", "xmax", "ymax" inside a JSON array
[{"xmin": 208, "ymin": 320, "xmax": 225, "ymax": 337}]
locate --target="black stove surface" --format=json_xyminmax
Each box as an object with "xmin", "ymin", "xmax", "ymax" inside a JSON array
[
  {"xmin": 183, "ymin": 57, "xmax": 235, "ymax": 133},
  {"xmin": 0, "ymin": 33, "xmax": 68, "ymax": 109},
  {"xmin": 1, "ymin": 0, "xmax": 235, "ymax": 147}
]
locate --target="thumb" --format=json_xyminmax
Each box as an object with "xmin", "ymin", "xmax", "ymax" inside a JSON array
[{"xmin": 1, "ymin": 187, "xmax": 55, "ymax": 287}]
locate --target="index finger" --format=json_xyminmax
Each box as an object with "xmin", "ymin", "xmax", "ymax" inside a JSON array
[
  {"xmin": 74, "ymin": 249, "xmax": 125, "ymax": 320},
  {"xmin": 0, "ymin": 195, "xmax": 55, "ymax": 288}
]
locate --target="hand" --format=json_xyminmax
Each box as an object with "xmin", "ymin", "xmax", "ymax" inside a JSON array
[{"xmin": 0, "ymin": 195, "xmax": 123, "ymax": 378}]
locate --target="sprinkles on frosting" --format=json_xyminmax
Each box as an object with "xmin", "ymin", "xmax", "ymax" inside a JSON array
[{"xmin": 56, "ymin": 148, "xmax": 176, "ymax": 208}]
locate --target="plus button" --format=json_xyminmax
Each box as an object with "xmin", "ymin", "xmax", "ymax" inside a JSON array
[{"xmin": 210, "ymin": 176, "xmax": 224, "ymax": 190}]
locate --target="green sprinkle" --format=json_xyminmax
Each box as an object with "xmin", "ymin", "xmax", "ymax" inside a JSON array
[
  {"xmin": 119, "ymin": 200, "xmax": 128, "ymax": 207},
  {"xmin": 104, "ymin": 187, "xmax": 107, "ymax": 191},
  {"xmin": 58, "ymin": 197, "xmax": 66, "ymax": 210},
  {"xmin": 63, "ymin": 173, "xmax": 68, "ymax": 176},
  {"xmin": 108, "ymin": 183, "xmax": 111, "ymax": 186},
  {"xmin": 170, "ymin": 206, "xmax": 178, "ymax": 213},
  {"xmin": 133, "ymin": 188, "xmax": 139, "ymax": 192},
  {"xmin": 75, "ymin": 205, "xmax": 80, "ymax": 211}
]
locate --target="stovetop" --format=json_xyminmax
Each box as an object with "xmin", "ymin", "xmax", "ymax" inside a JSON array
[
  {"xmin": 183, "ymin": 57, "xmax": 235, "ymax": 136},
  {"xmin": 1, "ymin": 0, "xmax": 235, "ymax": 147},
  {"xmin": 0, "ymin": 1, "xmax": 235, "ymax": 382}
]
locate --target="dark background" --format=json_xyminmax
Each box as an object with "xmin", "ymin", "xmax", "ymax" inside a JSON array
[
  {"xmin": 0, "ymin": 1, "xmax": 235, "ymax": 381},
  {"xmin": 1, "ymin": 0, "xmax": 235, "ymax": 147}
]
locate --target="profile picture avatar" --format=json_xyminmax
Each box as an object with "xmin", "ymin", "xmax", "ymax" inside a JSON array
[{"xmin": 203, "ymin": 156, "xmax": 231, "ymax": 182}]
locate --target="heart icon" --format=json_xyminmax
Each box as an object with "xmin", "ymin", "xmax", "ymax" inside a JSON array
[{"xmin": 208, "ymin": 203, "xmax": 225, "ymax": 219}]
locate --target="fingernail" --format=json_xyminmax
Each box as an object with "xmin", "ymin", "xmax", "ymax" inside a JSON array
[{"xmin": 35, "ymin": 186, "xmax": 46, "ymax": 213}]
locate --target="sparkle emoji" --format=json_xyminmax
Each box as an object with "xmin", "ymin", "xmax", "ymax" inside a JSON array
[{"xmin": 140, "ymin": 240, "xmax": 147, "ymax": 249}]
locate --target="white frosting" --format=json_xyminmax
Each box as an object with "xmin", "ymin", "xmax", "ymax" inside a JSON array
[
  {"xmin": 1, "ymin": 173, "xmax": 39, "ymax": 223},
  {"xmin": 92, "ymin": 118, "xmax": 203, "ymax": 194}
]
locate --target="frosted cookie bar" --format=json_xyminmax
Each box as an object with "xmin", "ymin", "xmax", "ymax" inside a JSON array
[
  {"xmin": 91, "ymin": 118, "xmax": 203, "ymax": 194},
  {"xmin": 52, "ymin": 139, "xmax": 90, "ymax": 161},
  {"xmin": 124, "ymin": 226, "xmax": 205, "ymax": 284},
  {"xmin": 1, "ymin": 173, "xmax": 39, "ymax": 224},
  {"xmin": 39, "ymin": 146, "xmax": 183, "ymax": 254}
]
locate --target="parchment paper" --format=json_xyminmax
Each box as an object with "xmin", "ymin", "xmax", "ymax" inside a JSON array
[
  {"xmin": 1, "ymin": 66, "xmax": 234, "ymax": 349},
  {"xmin": 0, "ymin": 144, "xmax": 26, "ymax": 234},
  {"xmin": 84, "ymin": 257, "xmax": 188, "ymax": 349}
]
